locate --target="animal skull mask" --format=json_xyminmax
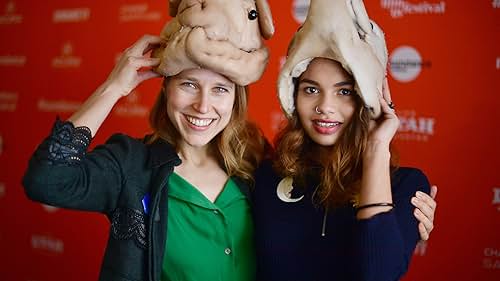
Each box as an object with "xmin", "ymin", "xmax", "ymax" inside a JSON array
[
  {"xmin": 154, "ymin": 0, "xmax": 274, "ymax": 86},
  {"xmin": 278, "ymin": 0, "xmax": 388, "ymax": 119}
]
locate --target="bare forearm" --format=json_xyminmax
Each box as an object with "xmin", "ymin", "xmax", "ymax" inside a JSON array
[
  {"xmin": 68, "ymin": 82, "xmax": 122, "ymax": 137},
  {"xmin": 357, "ymin": 141, "xmax": 393, "ymax": 219}
]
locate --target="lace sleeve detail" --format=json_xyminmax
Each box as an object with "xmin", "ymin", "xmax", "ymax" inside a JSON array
[{"xmin": 36, "ymin": 117, "xmax": 93, "ymax": 165}]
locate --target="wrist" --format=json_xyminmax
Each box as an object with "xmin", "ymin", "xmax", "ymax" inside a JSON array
[
  {"xmin": 363, "ymin": 141, "xmax": 391, "ymax": 161},
  {"xmin": 98, "ymin": 81, "xmax": 125, "ymax": 101}
]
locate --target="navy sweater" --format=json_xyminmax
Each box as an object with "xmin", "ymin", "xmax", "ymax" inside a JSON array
[{"xmin": 252, "ymin": 160, "xmax": 430, "ymax": 281}]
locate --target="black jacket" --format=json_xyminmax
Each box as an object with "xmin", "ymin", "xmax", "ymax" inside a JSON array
[{"xmin": 22, "ymin": 120, "xmax": 251, "ymax": 281}]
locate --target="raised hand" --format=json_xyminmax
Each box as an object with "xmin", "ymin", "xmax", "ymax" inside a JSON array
[
  {"xmin": 104, "ymin": 34, "xmax": 164, "ymax": 97},
  {"xmin": 367, "ymin": 78, "xmax": 400, "ymax": 146}
]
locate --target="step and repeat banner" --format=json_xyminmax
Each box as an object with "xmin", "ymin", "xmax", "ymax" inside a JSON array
[{"xmin": 0, "ymin": 0, "xmax": 499, "ymax": 280}]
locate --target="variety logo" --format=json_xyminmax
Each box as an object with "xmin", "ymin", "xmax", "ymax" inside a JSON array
[
  {"xmin": 0, "ymin": 0, "xmax": 23, "ymax": 24},
  {"xmin": 292, "ymin": 0, "xmax": 310, "ymax": 24},
  {"xmin": 0, "ymin": 55, "xmax": 26, "ymax": 67},
  {"xmin": 396, "ymin": 110, "xmax": 436, "ymax": 142},
  {"xmin": 493, "ymin": 187, "xmax": 500, "ymax": 211},
  {"xmin": 52, "ymin": 42, "xmax": 82, "ymax": 68},
  {"xmin": 389, "ymin": 46, "xmax": 431, "ymax": 83},
  {"xmin": 493, "ymin": 0, "xmax": 500, "ymax": 9},
  {"xmin": 0, "ymin": 91, "xmax": 18, "ymax": 112},
  {"xmin": 37, "ymin": 98, "xmax": 82, "ymax": 113},
  {"xmin": 380, "ymin": 0, "xmax": 446, "ymax": 18},
  {"xmin": 0, "ymin": 182, "xmax": 5, "ymax": 198},
  {"xmin": 31, "ymin": 234, "xmax": 64, "ymax": 255},
  {"xmin": 483, "ymin": 247, "xmax": 500, "ymax": 269},
  {"xmin": 119, "ymin": 3, "xmax": 162, "ymax": 22},
  {"xmin": 113, "ymin": 91, "xmax": 149, "ymax": 117},
  {"xmin": 53, "ymin": 8, "xmax": 90, "ymax": 23}
]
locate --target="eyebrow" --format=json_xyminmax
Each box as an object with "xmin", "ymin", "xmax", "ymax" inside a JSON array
[
  {"xmin": 178, "ymin": 76, "xmax": 234, "ymax": 89},
  {"xmin": 299, "ymin": 78, "xmax": 354, "ymax": 87}
]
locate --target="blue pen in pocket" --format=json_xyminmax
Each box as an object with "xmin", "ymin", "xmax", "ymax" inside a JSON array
[{"xmin": 141, "ymin": 193, "xmax": 151, "ymax": 215}]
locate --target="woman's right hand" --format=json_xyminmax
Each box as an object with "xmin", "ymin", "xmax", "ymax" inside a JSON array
[{"xmin": 104, "ymin": 34, "xmax": 164, "ymax": 97}]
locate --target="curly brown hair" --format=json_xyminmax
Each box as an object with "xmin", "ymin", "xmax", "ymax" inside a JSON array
[
  {"xmin": 148, "ymin": 78, "xmax": 266, "ymax": 184},
  {"xmin": 274, "ymin": 81, "xmax": 398, "ymax": 208}
]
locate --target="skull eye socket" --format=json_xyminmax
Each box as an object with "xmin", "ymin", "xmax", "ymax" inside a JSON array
[{"xmin": 248, "ymin": 9, "xmax": 258, "ymax": 20}]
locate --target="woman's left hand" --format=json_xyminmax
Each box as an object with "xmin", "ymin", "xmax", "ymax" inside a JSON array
[{"xmin": 367, "ymin": 78, "xmax": 400, "ymax": 145}]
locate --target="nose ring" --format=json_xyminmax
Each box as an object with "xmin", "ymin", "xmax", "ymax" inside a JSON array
[{"xmin": 315, "ymin": 106, "xmax": 322, "ymax": 114}]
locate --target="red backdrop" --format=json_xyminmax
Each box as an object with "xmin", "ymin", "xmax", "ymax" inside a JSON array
[{"xmin": 1, "ymin": 0, "xmax": 499, "ymax": 280}]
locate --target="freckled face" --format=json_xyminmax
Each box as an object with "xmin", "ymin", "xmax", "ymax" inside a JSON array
[
  {"xmin": 166, "ymin": 68, "xmax": 236, "ymax": 148},
  {"xmin": 296, "ymin": 58, "xmax": 356, "ymax": 146}
]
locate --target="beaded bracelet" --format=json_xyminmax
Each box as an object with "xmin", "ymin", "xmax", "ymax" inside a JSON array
[{"xmin": 355, "ymin": 202, "xmax": 395, "ymax": 213}]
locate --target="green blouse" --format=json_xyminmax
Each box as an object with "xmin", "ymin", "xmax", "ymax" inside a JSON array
[{"xmin": 161, "ymin": 173, "xmax": 255, "ymax": 281}]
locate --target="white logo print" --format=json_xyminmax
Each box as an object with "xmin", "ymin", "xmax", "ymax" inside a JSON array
[
  {"xmin": 380, "ymin": 0, "xmax": 446, "ymax": 18},
  {"xmin": 53, "ymin": 8, "xmax": 90, "ymax": 23},
  {"xmin": 0, "ymin": 0, "xmax": 23, "ymax": 24},
  {"xmin": 493, "ymin": 188, "xmax": 500, "ymax": 211},
  {"xmin": 113, "ymin": 90, "xmax": 149, "ymax": 117},
  {"xmin": 52, "ymin": 42, "xmax": 82, "ymax": 68},
  {"xmin": 119, "ymin": 3, "xmax": 162, "ymax": 22},
  {"xmin": 396, "ymin": 110, "xmax": 435, "ymax": 142},
  {"xmin": 0, "ymin": 91, "xmax": 18, "ymax": 112},
  {"xmin": 483, "ymin": 247, "xmax": 500, "ymax": 269},
  {"xmin": 389, "ymin": 46, "xmax": 431, "ymax": 83},
  {"xmin": 31, "ymin": 234, "xmax": 64, "ymax": 255}
]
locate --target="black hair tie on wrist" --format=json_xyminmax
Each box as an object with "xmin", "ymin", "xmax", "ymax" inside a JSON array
[{"xmin": 355, "ymin": 202, "xmax": 395, "ymax": 213}]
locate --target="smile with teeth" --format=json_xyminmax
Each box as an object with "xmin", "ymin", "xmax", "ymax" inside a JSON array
[
  {"xmin": 313, "ymin": 120, "xmax": 340, "ymax": 127},
  {"xmin": 185, "ymin": 115, "xmax": 214, "ymax": 127}
]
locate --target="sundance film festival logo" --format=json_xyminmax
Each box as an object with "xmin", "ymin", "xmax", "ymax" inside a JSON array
[
  {"xmin": 292, "ymin": 0, "xmax": 310, "ymax": 24},
  {"xmin": 390, "ymin": 46, "xmax": 431, "ymax": 83},
  {"xmin": 114, "ymin": 91, "xmax": 149, "ymax": 117},
  {"xmin": 493, "ymin": 187, "xmax": 500, "ymax": 211},
  {"xmin": 53, "ymin": 7, "xmax": 90, "ymax": 23},
  {"xmin": 119, "ymin": 3, "xmax": 162, "ymax": 22},
  {"xmin": 0, "ymin": 55, "xmax": 26, "ymax": 67},
  {"xmin": 381, "ymin": 0, "xmax": 446, "ymax": 18},
  {"xmin": 31, "ymin": 234, "xmax": 64, "ymax": 255},
  {"xmin": 483, "ymin": 247, "xmax": 500, "ymax": 270},
  {"xmin": 396, "ymin": 110, "xmax": 435, "ymax": 142},
  {"xmin": 52, "ymin": 42, "xmax": 82, "ymax": 68},
  {"xmin": 0, "ymin": 0, "xmax": 23, "ymax": 24},
  {"xmin": 37, "ymin": 98, "xmax": 82, "ymax": 113},
  {"xmin": 0, "ymin": 91, "xmax": 18, "ymax": 112}
]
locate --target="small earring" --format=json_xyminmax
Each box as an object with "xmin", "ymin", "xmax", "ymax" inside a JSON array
[{"xmin": 315, "ymin": 106, "xmax": 322, "ymax": 114}]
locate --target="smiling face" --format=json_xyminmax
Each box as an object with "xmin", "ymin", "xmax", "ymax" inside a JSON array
[
  {"xmin": 296, "ymin": 58, "xmax": 357, "ymax": 146},
  {"xmin": 165, "ymin": 68, "xmax": 236, "ymax": 149}
]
